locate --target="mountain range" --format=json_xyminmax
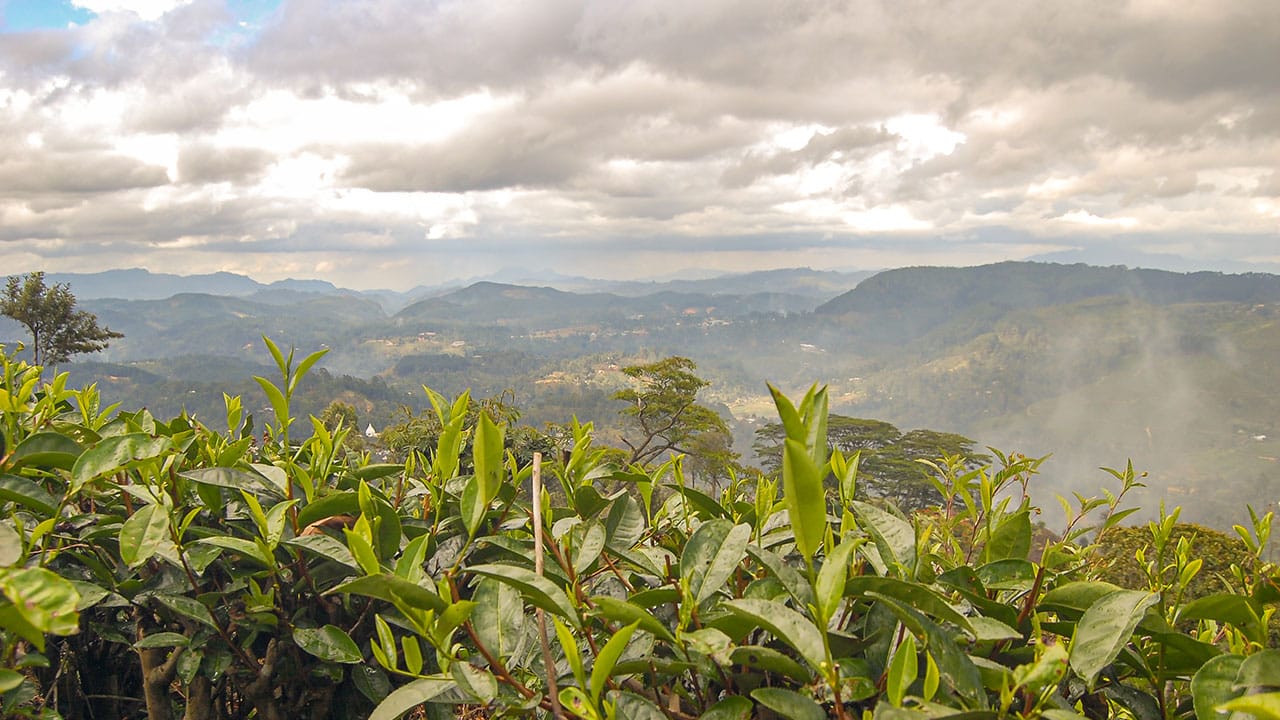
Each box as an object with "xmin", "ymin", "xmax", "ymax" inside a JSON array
[{"xmin": 36, "ymin": 266, "xmax": 871, "ymax": 312}]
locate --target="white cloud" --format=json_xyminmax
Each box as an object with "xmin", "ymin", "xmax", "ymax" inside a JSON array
[
  {"xmin": 71, "ymin": 0, "xmax": 191, "ymax": 21},
  {"xmin": 1056, "ymin": 210, "xmax": 1140, "ymax": 229}
]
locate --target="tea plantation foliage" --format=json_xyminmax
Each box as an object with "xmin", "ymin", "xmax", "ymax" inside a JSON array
[{"xmin": 1, "ymin": 340, "xmax": 1277, "ymax": 720}]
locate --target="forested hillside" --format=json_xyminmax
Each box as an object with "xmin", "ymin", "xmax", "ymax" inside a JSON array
[{"xmin": 7, "ymin": 261, "xmax": 1280, "ymax": 533}]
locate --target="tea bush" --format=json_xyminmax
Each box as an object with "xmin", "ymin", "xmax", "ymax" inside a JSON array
[{"xmin": 0, "ymin": 340, "xmax": 1277, "ymax": 720}]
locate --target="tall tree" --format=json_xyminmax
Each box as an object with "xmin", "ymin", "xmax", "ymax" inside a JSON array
[
  {"xmin": 753, "ymin": 414, "xmax": 989, "ymax": 512},
  {"xmin": 613, "ymin": 356, "xmax": 738, "ymax": 480},
  {"xmin": 2, "ymin": 272, "xmax": 123, "ymax": 365}
]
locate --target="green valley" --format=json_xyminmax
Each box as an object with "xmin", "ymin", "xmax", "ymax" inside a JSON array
[{"xmin": 8, "ymin": 262, "xmax": 1280, "ymax": 535}]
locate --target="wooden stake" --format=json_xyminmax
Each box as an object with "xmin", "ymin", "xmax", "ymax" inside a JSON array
[{"xmin": 532, "ymin": 452, "xmax": 564, "ymax": 718}]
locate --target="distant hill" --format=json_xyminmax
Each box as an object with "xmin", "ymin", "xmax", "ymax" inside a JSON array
[
  {"xmin": 1028, "ymin": 248, "xmax": 1280, "ymax": 275},
  {"xmin": 589, "ymin": 268, "xmax": 873, "ymax": 300},
  {"xmin": 816, "ymin": 262, "xmax": 1280, "ymax": 346},
  {"xmin": 395, "ymin": 281, "xmax": 817, "ymax": 329},
  {"xmin": 421, "ymin": 267, "xmax": 871, "ymax": 304},
  {"xmin": 29, "ymin": 269, "xmax": 346, "ymax": 301},
  {"xmin": 43, "ymin": 269, "xmax": 273, "ymax": 299}
]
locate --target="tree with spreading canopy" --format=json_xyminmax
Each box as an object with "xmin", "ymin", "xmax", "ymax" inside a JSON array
[
  {"xmin": 613, "ymin": 356, "xmax": 740, "ymax": 483},
  {"xmin": 2, "ymin": 272, "xmax": 123, "ymax": 365},
  {"xmin": 753, "ymin": 414, "xmax": 988, "ymax": 511}
]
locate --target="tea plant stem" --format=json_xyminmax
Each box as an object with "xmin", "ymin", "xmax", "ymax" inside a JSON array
[
  {"xmin": 601, "ymin": 552, "xmax": 636, "ymax": 592},
  {"xmin": 173, "ymin": 543, "xmax": 261, "ymax": 673},
  {"xmin": 462, "ymin": 621, "xmax": 536, "ymax": 699},
  {"xmin": 1015, "ymin": 565, "xmax": 1046, "ymax": 627}
]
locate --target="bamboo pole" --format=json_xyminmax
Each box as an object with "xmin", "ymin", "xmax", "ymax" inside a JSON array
[{"xmin": 532, "ymin": 452, "xmax": 564, "ymax": 718}]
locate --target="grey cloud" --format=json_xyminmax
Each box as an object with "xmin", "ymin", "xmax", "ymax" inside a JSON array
[
  {"xmin": 0, "ymin": 29, "xmax": 82, "ymax": 81},
  {"xmin": 1110, "ymin": 5, "xmax": 1280, "ymax": 100},
  {"xmin": 341, "ymin": 134, "xmax": 587, "ymax": 194},
  {"xmin": 0, "ymin": 153, "xmax": 169, "ymax": 193},
  {"xmin": 176, "ymin": 144, "xmax": 274, "ymax": 184},
  {"xmin": 1256, "ymin": 173, "xmax": 1280, "ymax": 197},
  {"xmin": 338, "ymin": 70, "xmax": 762, "ymax": 192},
  {"xmin": 247, "ymin": 0, "xmax": 587, "ymax": 96},
  {"xmin": 123, "ymin": 75, "xmax": 251, "ymax": 134}
]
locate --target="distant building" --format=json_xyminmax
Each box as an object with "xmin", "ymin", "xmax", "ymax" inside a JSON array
[{"xmin": 365, "ymin": 423, "xmax": 378, "ymax": 438}]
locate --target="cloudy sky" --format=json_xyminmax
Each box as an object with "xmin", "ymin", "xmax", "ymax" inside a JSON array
[{"xmin": 1, "ymin": 0, "xmax": 1277, "ymax": 289}]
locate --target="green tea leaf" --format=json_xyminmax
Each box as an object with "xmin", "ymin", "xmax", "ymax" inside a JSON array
[
  {"xmin": 353, "ymin": 664, "xmax": 391, "ymax": 704},
  {"xmin": 0, "ymin": 523, "xmax": 21, "ymax": 567},
  {"xmin": 451, "ymin": 661, "xmax": 498, "ymax": 703},
  {"xmin": 845, "ymin": 576, "xmax": 973, "ymax": 635},
  {"xmin": 612, "ymin": 692, "xmax": 666, "ymax": 720},
  {"xmin": 1069, "ymin": 589, "xmax": 1158, "ymax": 688},
  {"xmin": 555, "ymin": 616, "xmax": 586, "ymax": 689},
  {"xmin": 289, "ymin": 348, "xmax": 328, "ymax": 395},
  {"xmin": 1219, "ymin": 692, "xmax": 1280, "ymax": 720},
  {"xmin": 590, "ymin": 620, "xmax": 640, "ymax": 702},
  {"xmin": 253, "ymin": 376, "xmax": 290, "ymax": 437},
  {"xmin": 682, "ymin": 519, "xmax": 750, "ymax": 605},
  {"xmin": 747, "ymin": 545, "xmax": 816, "ymax": 610},
  {"xmin": 473, "ymin": 578, "xmax": 525, "ymax": 658},
  {"xmin": 751, "ymin": 687, "xmax": 826, "ymax": 720},
  {"xmin": 559, "ymin": 686, "xmax": 601, "ymax": 720},
  {"xmin": 151, "ymin": 594, "xmax": 216, "ymax": 630},
  {"xmin": 196, "ymin": 536, "xmax": 273, "ymax": 568},
  {"xmin": 0, "ymin": 669, "xmax": 25, "ymax": 693},
  {"xmin": 133, "ymin": 632, "xmax": 189, "ymax": 648},
  {"xmin": 119, "ymin": 504, "xmax": 170, "ymax": 568},
  {"xmin": 473, "ymin": 411, "xmax": 504, "ymax": 504},
  {"xmin": 0, "ymin": 474, "xmax": 58, "ymax": 516},
  {"xmin": 461, "ymin": 474, "xmax": 485, "ymax": 538},
  {"xmin": 723, "ymin": 598, "xmax": 825, "ymax": 672},
  {"xmin": 326, "ymin": 573, "xmax": 447, "ymax": 614},
  {"xmin": 0, "ymin": 567, "xmax": 80, "ymax": 643},
  {"xmin": 983, "ymin": 508, "xmax": 1031, "ymax": 563},
  {"xmin": 604, "ymin": 494, "xmax": 645, "ymax": 550},
  {"xmin": 851, "ymin": 501, "xmax": 916, "ymax": 576},
  {"xmin": 284, "ymin": 535, "xmax": 358, "ymax": 569},
  {"xmin": 368, "ymin": 676, "xmax": 457, "ymax": 720},
  {"xmin": 1179, "ymin": 594, "xmax": 1265, "ymax": 646},
  {"xmin": 699, "ymin": 696, "xmax": 753, "ymax": 720},
  {"xmin": 294, "ymin": 624, "xmax": 362, "ymax": 664},
  {"xmin": 887, "ymin": 632, "xmax": 918, "ymax": 706},
  {"xmin": 782, "ymin": 437, "xmax": 828, "ymax": 563},
  {"xmin": 71, "ymin": 433, "xmax": 171, "ymax": 491},
  {"xmin": 9, "ymin": 431, "xmax": 82, "ymax": 470},
  {"xmin": 590, "ymin": 595, "xmax": 675, "ymax": 643},
  {"xmin": 815, "ymin": 539, "xmax": 858, "ymax": 622},
  {"xmin": 729, "ymin": 645, "xmax": 811, "ymax": 683},
  {"xmin": 1040, "ymin": 581, "xmax": 1124, "ymax": 612},
  {"xmin": 573, "ymin": 521, "xmax": 607, "ymax": 575},
  {"xmin": 464, "ymin": 563, "xmax": 579, "ymax": 628},
  {"xmin": 664, "ymin": 483, "xmax": 731, "ymax": 520},
  {"xmin": 1237, "ymin": 649, "xmax": 1280, "ymax": 690},
  {"xmin": 262, "ymin": 499, "xmax": 297, "ymax": 549},
  {"xmin": 1191, "ymin": 653, "xmax": 1244, "ymax": 720}
]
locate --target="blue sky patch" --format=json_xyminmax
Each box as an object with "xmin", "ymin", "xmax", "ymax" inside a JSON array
[
  {"xmin": 0, "ymin": 0, "xmax": 95, "ymax": 32},
  {"xmin": 0, "ymin": 0, "xmax": 281, "ymax": 32}
]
